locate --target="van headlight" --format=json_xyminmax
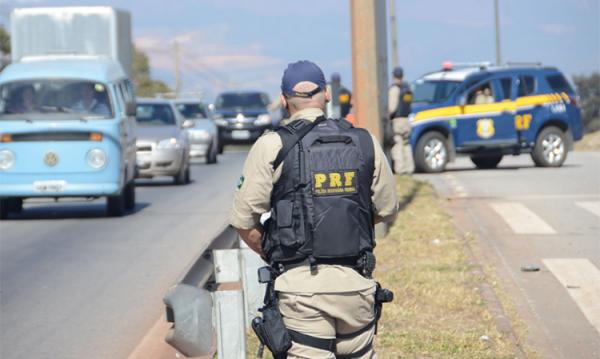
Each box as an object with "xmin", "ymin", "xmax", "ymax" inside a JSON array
[
  {"xmin": 86, "ymin": 148, "xmax": 107, "ymax": 169},
  {"xmin": 157, "ymin": 137, "xmax": 180, "ymax": 149},
  {"xmin": 0, "ymin": 150, "xmax": 15, "ymax": 170},
  {"xmin": 254, "ymin": 114, "xmax": 271, "ymax": 126}
]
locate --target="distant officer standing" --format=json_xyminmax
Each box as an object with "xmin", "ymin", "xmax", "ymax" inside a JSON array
[
  {"xmin": 330, "ymin": 72, "xmax": 353, "ymax": 119},
  {"xmin": 388, "ymin": 67, "xmax": 415, "ymax": 174},
  {"xmin": 230, "ymin": 60, "xmax": 398, "ymax": 359}
]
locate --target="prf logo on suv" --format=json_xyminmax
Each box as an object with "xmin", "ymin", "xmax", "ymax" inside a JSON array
[{"xmin": 409, "ymin": 62, "xmax": 583, "ymax": 172}]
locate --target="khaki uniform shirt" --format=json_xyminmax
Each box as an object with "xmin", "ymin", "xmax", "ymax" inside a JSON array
[
  {"xmin": 230, "ymin": 108, "xmax": 398, "ymax": 293},
  {"xmin": 388, "ymin": 83, "xmax": 401, "ymax": 117}
]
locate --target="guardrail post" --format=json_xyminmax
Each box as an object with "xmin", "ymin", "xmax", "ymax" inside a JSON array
[
  {"xmin": 213, "ymin": 249, "xmax": 246, "ymax": 359},
  {"xmin": 239, "ymin": 240, "xmax": 267, "ymax": 328}
]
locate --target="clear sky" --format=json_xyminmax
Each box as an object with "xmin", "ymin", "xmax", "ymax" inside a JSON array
[{"xmin": 1, "ymin": 0, "xmax": 598, "ymax": 102}]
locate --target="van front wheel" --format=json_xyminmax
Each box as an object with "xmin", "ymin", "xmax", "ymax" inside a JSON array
[{"xmin": 107, "ymin": 192, "xmax": 126, "ymax": 217}]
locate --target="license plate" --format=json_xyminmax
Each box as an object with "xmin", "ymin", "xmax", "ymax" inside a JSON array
[
  {"xmin": 231, "ymin": 130, "xmax": 251, "ymax": 140},
  {"xmin": 34, "ymin": 180, "xmax": 66, "ymax": 193}
]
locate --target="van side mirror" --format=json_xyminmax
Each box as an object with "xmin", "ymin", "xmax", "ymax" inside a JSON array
[
  {"xmin": 458, "ymin": 96, "xmax": 467, "ymax": 106},
  {"xmin": 126, "ymin": 102, "xmax": 137, "ymax": 117},
  {"xmin": 182, "ymin": 119, "xmax": 195, "ymax": 129}
]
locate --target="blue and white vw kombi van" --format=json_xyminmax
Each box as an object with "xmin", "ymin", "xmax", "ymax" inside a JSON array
[{"xmin": 0, "ymin": 57, "xmax": 137, "ymax": 218}]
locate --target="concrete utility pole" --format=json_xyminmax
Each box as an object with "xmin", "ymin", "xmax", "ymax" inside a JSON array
[
  {"xmin": 173, "ymin": 40, "xmax": 181, "ymax": 97},
  {"xmin": 350, "ymin": 0, "xmax": 388, "ymax": 142},
  {"xmin": 494, "ymin": 0, "xmax": 502, "ymax": 65},
  {"xmin": 389, "ymin": 0, "xmax": 399, "ymax": 68}
]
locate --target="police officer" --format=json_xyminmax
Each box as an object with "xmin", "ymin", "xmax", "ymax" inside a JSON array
[
  {"xmin": 388, "ymin": 66, "xmax": 415, "ymax": 174},
  {"xmin": 330, "ymin": 72, "xmax": 353, "ymax": 118},
  {"xmin": 230, "ymin": 60, "xmax": 398, "ymax": 359}
]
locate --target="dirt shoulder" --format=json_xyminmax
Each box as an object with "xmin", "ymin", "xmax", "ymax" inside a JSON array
[
  {"xmin": 575, "ymin": 130, "xmax": 600, "ymax": 151},
  {"xmin": 373, "ymin": 176, "xmax": 531, "ymax": 358}
]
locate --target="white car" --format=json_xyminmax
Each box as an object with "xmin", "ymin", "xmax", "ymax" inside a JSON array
[
  {"xmin": 135, "ymin": 98, "xmax": 192, "ymax": 184},
  {"xmin": 174, "ymin": 99, "xmax": 219, "ymax": 164}
]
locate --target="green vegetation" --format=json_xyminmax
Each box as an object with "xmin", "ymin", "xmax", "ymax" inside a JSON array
[
  {"xmin": 132, "ymin": 46, "xmax": 171, "ymax": 97},
  {"xmin": 573, "ymin": 73, "xmax": 600, "ymax": 133}
]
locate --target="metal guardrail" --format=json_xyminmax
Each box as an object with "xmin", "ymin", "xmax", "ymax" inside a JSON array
[{"xmin": 163, "ymin": 223, "xmax": 239, "ymax": 357}]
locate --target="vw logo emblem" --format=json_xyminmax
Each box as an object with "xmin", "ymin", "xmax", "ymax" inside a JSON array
[{"xmin": 44, "ymin": 151, "xmax": 59, "ymax": 167}]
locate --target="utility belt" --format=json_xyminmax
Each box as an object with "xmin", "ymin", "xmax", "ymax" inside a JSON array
[
  {"xmin": 251, "ymin": 265, "xmax": 393, "ymax": 359},
  {"xmin": 271, "ymin": 252, "xmax": 376, "ymax": 279}
]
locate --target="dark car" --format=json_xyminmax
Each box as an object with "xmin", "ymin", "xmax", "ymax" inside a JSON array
[{"xmin": 212, "ymin": 91, "xmax": 275, "ymax": 151}]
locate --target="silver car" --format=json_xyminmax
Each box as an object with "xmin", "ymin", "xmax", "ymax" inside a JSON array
[
  {"xmin": 174, "ymin": 99, "xmax": 219, "ymax": 164},
  {"xmin": 135, "ymin": 98, "xmax": 191, "ymax": 184}
]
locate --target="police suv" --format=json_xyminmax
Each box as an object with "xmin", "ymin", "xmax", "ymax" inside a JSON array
[{"xmin": 409, "ymin": 62, "xmax": 583, "ymax": 172}]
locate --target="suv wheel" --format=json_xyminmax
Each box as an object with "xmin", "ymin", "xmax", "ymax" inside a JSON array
[
  {"xmin": 470, "ymin": 155, "xmax": 503, "ymax": 169},
  {"xmin": 415, "ymin": 131, "xmax": 449, "ymax": 173},
  {"xmin": 531, "ymin": 126, "xmax": 567, "ymax": 167}
]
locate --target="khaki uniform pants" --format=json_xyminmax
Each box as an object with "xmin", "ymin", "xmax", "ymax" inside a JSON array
[
  {"xmin": 391, "ymin": 117, "xmax": 415, "ymax": 174},
  {"xmin": 278, "ymin": 286, "xmax": 377, "ymax": 359}
]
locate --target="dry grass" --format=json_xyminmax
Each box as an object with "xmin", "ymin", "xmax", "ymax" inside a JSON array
[
  {"xmin": 374, "ymin": 177, "xmax": 517, "ymax": 358},
  {"xmin": 247, "ymin": 176, "xmax": 521, "ymax": 358},
  {"xmin": 574, "ymin": 130, "xmax": 600, "ymax": 151}
]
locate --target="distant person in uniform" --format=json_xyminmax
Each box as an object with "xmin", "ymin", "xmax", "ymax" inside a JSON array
[
  {"xmin": 71, "ymin": 83, "xmax": 111, "ymax": 116},
  {"xmin": 388, "ymin": 66, "xmax": 415, "ymax": 174},
  {"xmin": 330, "ymin": 72, "xmax": 353, "ymax": 118},
  {"xmin": 231, "ymin": 60, "xmax": 398, "ymax": 359}
]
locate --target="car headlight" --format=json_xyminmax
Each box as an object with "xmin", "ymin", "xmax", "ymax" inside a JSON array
[
  {"xmin": 86, "ymin": 148, "xmax": 107, "ymax": 169},
  {"xmin": 254, "ymin": 114, "xmax": 272, "ymax": 126},
  {"xmin": 214, "ymin": 118, "xmax": 228, "ymax": 127},
  {"xmin": 0, "ymin": 149, "xmax": 15, "ymax": 170},
  {"xmin": 191, "ymin": 130, "xmax": 211, "ymax": 141},
  {"xmin": 157, "ymin": 137, "xmax": 181, "ymax": 149}
]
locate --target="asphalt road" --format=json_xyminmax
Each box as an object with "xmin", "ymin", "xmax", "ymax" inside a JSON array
[
  {"xmin": 416, "ymin": 151, "xmax": 600, "ymax": 358},
  {"xmin": 0, "ymin": 153, "xmax": 245, "ymax": 359}
]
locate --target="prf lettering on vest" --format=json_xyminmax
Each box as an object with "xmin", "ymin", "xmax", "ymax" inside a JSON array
[{"xmin": 313, "ymin": 170, "xmax": 358, "ymax": 196}]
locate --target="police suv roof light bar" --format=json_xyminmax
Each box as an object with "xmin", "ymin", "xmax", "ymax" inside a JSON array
[{"xmin": 441, "ymin": 61, "xmax": 492, "ymax": 71}]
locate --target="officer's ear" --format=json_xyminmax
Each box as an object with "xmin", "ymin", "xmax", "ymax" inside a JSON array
[
  {"xmin": 324, "ymin": 88, "xmax": 331, "ymax": 103},
  {"xmin": 280, "ymin": 94, "xmax": 288, "ymax": 109}
]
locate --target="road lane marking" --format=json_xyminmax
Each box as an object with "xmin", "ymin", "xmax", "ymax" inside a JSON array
[
  {"xmin": 490, "ymin": 202, "xmax": 556, "ymax": 234},
  {"xmin": 543, "ymin": 258, "xmax": 600, "ymax": 335},
  {"xmin": 576, "ymin": 201, "xmax": 600, "ymax": 219}
]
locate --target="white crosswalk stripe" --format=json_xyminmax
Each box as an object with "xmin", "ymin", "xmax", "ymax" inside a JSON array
[
  {"xmin": 576, "ymin": 201, "xmax": 600, "ymax": 219},
  {"xmin": 543, "ymin": 258, "xmax": 600, "ymax": 335},
  {"xmin": 490, "ymin": 202, "xmax": 556, "ymax": 234}
]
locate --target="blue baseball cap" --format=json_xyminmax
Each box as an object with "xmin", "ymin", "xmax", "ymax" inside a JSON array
[
  {"xmin": 281, "ymin": 60, "xmax": 326, "ymax": 98},
  {"xmin": 393, "ymin": 66, "xmax": 404, "ymax": 79}
]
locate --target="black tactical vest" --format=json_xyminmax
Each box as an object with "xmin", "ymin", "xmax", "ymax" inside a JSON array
[
  {"xmin": 263, "ymin": 117, "xmax": 375, "ymax": 266},
  {"xmin": 391, "ymin": 83, "xmax": 413, "ymax": 118}
]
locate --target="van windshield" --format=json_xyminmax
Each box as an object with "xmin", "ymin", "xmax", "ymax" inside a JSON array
[
  {"xmin": 412, "ymin": 80, "xmax": 461, "ymax": 104},
  {"xmin": 0, "ymin": 79, "xmax": 113, "ymax": 120}
]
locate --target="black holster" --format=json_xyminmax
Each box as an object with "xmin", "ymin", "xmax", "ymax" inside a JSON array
[{"xmin": 251, "ymin": 271, "xmax": 292, "ymax": 359}]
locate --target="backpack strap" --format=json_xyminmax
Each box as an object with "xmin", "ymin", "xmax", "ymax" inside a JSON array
[{"xmin": 272, "ymin": 116, "xmax": 326, "ymax": 171}]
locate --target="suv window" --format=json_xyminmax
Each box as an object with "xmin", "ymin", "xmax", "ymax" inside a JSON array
[
  {"xmin": 467, "ymin": 81, "xmax": 495, "ymax": 105},
  {"xmin": 546, "ymin": 74, "xmax": 574, "ymax": 94},
  {"xmin": 517, "ymin": 76, "xmax": 536, "ymax": 97},
  {"xmin": 499, "ymin": 78, "xmax": 512, "ymax": 100}
]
